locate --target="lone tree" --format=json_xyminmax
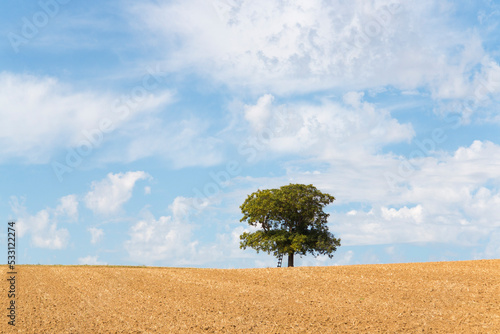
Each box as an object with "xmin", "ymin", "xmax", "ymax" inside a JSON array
[{"xmin": 239, "ymin": 183, "xmax": 341, "ymax": 267}]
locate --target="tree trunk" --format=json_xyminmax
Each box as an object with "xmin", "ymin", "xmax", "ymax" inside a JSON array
[{"xmin": 288, "ymin": 251, "xmax": 294, "ymax": 267}]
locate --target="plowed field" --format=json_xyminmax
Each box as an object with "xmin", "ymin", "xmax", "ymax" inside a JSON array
[{"xmin": 2, "ymin": 260, "xmax": 499, "ymax": 333}]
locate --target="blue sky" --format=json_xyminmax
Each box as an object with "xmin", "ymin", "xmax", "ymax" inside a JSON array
[{"xmin": 1, "ymin": 0, "xmax": 499, "ymax": 268}]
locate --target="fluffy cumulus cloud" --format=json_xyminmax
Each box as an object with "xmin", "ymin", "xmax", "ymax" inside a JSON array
[
  {"xmin": 55, "ymin": 194, "xmax": 79, "ymax": 219},
  {"xmin": 78, "ymin": 256, "xmax": 107, "ymax": 265},
  {"xmin": 124, "ymin": 199, "xmax": 273, "ymax": 267},
  {"xmin": 0, "ymin": 72, "xmax": 173, "ymax": 163},
  {"xmin": 281, "ymin": 140, "xmax": 500, "ymax": 250},
  {"xmin": 84, "ymin": 171, "xmax": 151, "ymax": 215},
  {"xmin": 9, "ymin": 195, "xmax": 78, "ymax": 249},
  {"xmin": 225, "ymin": 138, "xmax": 500, "ymax": 255},
  {"xmin": 334, "ymin": 205, "xmax": 436, "ymax": 246},
  {"xmin": 88, "ymin": 227, "xmax": 104, "ymax": 244},
  {"xmin": 239, "ymin": 92, "xmax": 414, "ymax": 160},
  {"xmin": 131, "ymin": 0, "xmax": 500, "ymax": 101},
  {"xmin": 300, "ymin": 250, "xmax": 354, "ymax": 267},
  {"xmin": 394, "ymin": 141, "xmax": 500, "ymax": 206},
  {"xmin": 333, "ymin": 200, "xmax": 492, "ymax": 248},
  {"xmin": 244, "ymin": 94, "xmax": 274, "ymax": 131},
  {"xmin": 124, "ymin": 196, "xmax": 200, "ymax": 265}
]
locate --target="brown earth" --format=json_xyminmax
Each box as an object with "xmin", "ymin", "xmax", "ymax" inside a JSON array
[{"xmin": 2, "ymin": 260, "xmax": 499, "ymax": 333}]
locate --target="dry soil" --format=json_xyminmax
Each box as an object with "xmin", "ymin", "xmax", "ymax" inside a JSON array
[{"xmin": 2, "ymin": 260, "xmax": 499, "ymax": 333}]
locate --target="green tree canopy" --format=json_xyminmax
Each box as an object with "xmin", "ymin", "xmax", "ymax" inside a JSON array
[{"xmin": 239, "ymin": 183, "xmax": 341, "ymax": 267}]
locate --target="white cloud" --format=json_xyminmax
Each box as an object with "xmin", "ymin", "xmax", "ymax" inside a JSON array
[
  {"xmin": 239, "ymin": 93, "xmax": 414, "ymax": 160},
  {"xmin": 84, "ymin": 171, "xmax": 151, "ymax": 215},
  {"xmin": 0, "ymin": 72, "xmax": 173, "ymax": 163},
  {"xmin": 333, "ymin": 250, "xmax": 354, "ymax": 266},
  {"xmin": 128, "ymin": 138, "xmax": 500, "ymax": 265},
  {"xmin": 31, "ymin": 224, "xmax": 69, "ymax": 250},
  {"xmin": 88, "ymin": 227, "xmax": 104, "ymax": 244},
  {"xmin": 299, "ymin": 250, "xmax": 354, "ymax": 267},
  {"xmin": 396, "ymin": 141, "xmax": 500, "ymax": 211},
  {"xmin": 121, "ymin": 117, "xmax": 224, "ymax": 168},
  {"xmin": 284, "ymin": 248, "xmax": 354, "ymax": 267},
  {"xmin": 131, "ymin": 0, "xmax": 500, "ymax": 102},
  {"xmin": 381, "ymin": 205, "xmax": 423, "ymax": 223},
  {"xmin": 9, "ymin": 195, "xmax": 77, "ymax": 249},
  {"xmin": 124, "ymin": 196, "xmax": 199, "ymax": 265},
  {"xmin": 0, "ymin": 72, "xmax": 229, "ymax": 170},
  {"xmin": 244, "ymin": 94, "xmax": 274, "ymax": 131},
  {"xmin": 78, "ymin": 256, "xmax": 107, "ymax": 265},
  {"xmin": 286, "ymin": 140, "xmax": 500, "ymax": 248},
  {"xmin": 223, "ymin": 139, "xmax": 500, "ymax": 253},
  {"xmin": 333, "ymin": 205, "xmax": 438, "ymax": 246},
  {"xmin": 169, "ymin": 196, "xmax": 193, "ymax": 218},
  {"xmin": 55, "ymin": 195, "xmax": 79, "ymax": 220},
  {"xmin": 343, "ymin": 92, "xmax": 365, "ymax": 108}
]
